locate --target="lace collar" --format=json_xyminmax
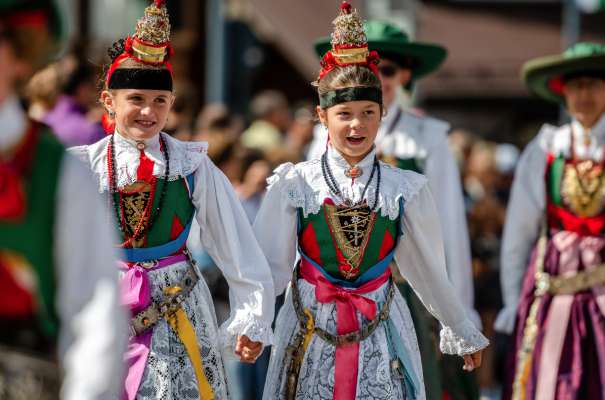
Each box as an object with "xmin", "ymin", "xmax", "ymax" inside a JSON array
[
  {"xmin": 69, "ymin": 131, "xmax": 208, "ymax": 192},
  {"xmin": 540, "ymin": 114, "xmax": 605, "ymax": 161},
  {"xmin": 572, "ymin": 113, "xmax": 605, "ymax": 144},
  {"xmin": 268, "ymin": 146, "xmax": 426, "ymax": 220}
]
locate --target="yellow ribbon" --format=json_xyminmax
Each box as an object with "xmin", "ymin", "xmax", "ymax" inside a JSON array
[
  {"xmin": 164, "ymin": 287, "xmax": 215, "ymax": 399},
  {"xmin": 302, "ymin": 309, "xmax": 315, "ymax": 351}
]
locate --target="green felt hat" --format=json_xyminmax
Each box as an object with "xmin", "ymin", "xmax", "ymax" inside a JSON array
[
  {"xmin": 522, "ymin": 42, "xmax": 605, "ymax": 103},
  {"xmin": 314, "ymin": 20, "xmax": 447, "ymax": 80}
]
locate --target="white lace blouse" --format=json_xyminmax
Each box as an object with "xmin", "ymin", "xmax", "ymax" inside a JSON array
[{"xmin": 253, "ymin": 145, "xmax": 489, "ymax": 355}]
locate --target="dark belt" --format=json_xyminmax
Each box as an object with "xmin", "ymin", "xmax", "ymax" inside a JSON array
[{"xmin": 130, "ymin": 261, "xmax": 199, "ymax": 336}]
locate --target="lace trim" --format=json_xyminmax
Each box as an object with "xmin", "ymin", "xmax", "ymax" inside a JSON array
[
  {"xmin": 219, "ymin": 313, "xmax": 274, "ymax": 349},
  {"xmin": 439, "ymin": 319, "xmax": 489, "ymax": 356},
  {"xmin": 268, "ymin": 160, "xmax": 427, "ymax": 220},
  {"xmin": 69, "ymin": 134, "xmax": 208, "ymax": 193}
]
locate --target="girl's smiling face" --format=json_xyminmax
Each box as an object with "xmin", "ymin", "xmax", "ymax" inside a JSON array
[
  {"xmin": 102, "ymin": 88, "xmax": 175, "ymax": 140},
  {"xmin": 317, "ymin": 99, "xmax": 382, "ymax": 165}
]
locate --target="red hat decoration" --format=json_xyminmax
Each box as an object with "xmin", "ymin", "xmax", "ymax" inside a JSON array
[{"xmin": 318, "ymin": 1, "xmax": 380, "ymax": 80}]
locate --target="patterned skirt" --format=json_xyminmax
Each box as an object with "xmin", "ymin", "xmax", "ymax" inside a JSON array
[
  {"xmin": 124, "ymin": 259, "xmax": 230, "ymax": 399},
  {"xmin": 263, "ymin": 277, "xmax": 424, "ymax": 400}
]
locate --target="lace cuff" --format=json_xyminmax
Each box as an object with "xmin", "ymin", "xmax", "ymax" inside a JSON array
[
  {"xmin": 219, "ymin": 313, "xmax": 274, "ymax": 350},
  {"xmin": 439, "ymin": 319, "xmax": 489, "ymax": 356}
]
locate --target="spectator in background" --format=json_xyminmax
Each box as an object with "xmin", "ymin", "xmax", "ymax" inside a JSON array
[
  {"xmin": 285, "ymin": 102, "xmax": 315, "ymax": 160},
  {"xmin": 25, "ymin": 61, "xmax": 61, "ymax": 121},
  {"xmin": 164, "ymin": 80, "xmax": 198, "ymax": 141},
  {"xmin": 41, "ymin": 55, "xmax": 105, "ymax": 146},
  {"xmin": 241, "ymin": 90, "xmax": 290, "ymax": 151},
  {"xmin": 458, "ymin": 139, "xmax": 519, "ymax": 400},
  {"xmin": 193, "ymin": 103, "xmax": 242, "ymax": 144}
]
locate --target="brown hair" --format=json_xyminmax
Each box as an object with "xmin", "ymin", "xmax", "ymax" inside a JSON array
[{"xmin": 315, "ymin": 65, "xmax": 381, "ymax": 95}]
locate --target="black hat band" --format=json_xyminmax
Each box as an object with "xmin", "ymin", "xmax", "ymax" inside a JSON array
[
  {"xmin": 108, "ymin": 68, "xmax": 173, "ymax": 91},
  {"xmin": 319, "ymin": 86, "xmax": 382, "ymax": 109}
]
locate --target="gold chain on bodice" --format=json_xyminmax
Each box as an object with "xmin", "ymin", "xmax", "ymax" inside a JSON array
[
  {"xmin": 121, "ymin": 181, "xmax": 152, "ymax": 247},
  {"xmin": 561, "ymin": 160, "xmax": 605, "ymax": 218}
]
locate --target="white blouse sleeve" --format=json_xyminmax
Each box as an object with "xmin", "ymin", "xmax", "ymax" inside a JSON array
[
  {"xmin": 425, "ymin": 138, "xmax": 480, "ymax": 328},
  {"xmin": 395, "ymin": 181, "xmax": 489, "ymax": 356},
  {"xmin": 252, "ymin": 163, "xmax": 299, "ymax": 296},
  {"xmin": 55, "ymin": 155, "xmax": 128, "ymax": 400},
  {"xmin": 494, "ymin": 135, "xmax": 546, "ymax": 334},
  {"xmin": 192, "ymin": 155, "xmax": 275, "ymax": 348}
]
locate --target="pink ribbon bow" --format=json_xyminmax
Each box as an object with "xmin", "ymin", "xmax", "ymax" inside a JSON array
[{"xmin": 300, "ymin": 258, "xmax": 390, "ymax": 400}]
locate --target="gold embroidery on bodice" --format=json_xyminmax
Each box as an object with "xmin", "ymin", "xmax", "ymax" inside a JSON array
[
  {"xmin": 561, "ymin": 160, "xmax": 605, "ymax": 217},
  {"xmin": 324, "ymin": 203, "xmax": 376, "ymax": 279},
  {"xmin": 121, "ymin": 181, "xmax": 152, "ymax": 247}
]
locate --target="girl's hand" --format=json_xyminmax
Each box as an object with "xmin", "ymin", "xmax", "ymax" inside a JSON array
[
  {"xmin": 235, "ymin": 335, "xmax": 263, "ymax": 364},
  {"xmin": 462, "ymin": 350, "xmax": 483, "ymax": 371}
]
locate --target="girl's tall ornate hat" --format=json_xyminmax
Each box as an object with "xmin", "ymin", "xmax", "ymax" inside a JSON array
[
  {"xmin": 318, "ymin": 1, "xmax": 380, "ymax": 81},
  {"xmin": 317, "ymin": 2, "xmax": 382, "ymax": 110},
  {"xmin": 105, "ymin": 0, "xmax": 173, "ymax": 92}
]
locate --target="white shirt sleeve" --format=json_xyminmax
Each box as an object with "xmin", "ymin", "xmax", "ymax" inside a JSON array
[
  {"xmin": 252, "ymin": 164, "xmax": 299, "ymax": 296},
  {"xmin": 55, "ymin": 154, "xmax": 128, "ymax": 400},
  {"xmin": 494, "ymin": 136, "xmax": 546, "ymax": 334},
  {"xmin": 395, "ymin": 183, "xmax": 489, "ymax": 355},
  {"xmin": 192, "ymin": 156, "xmax": 275, "ymax": 348},
  {"xmin": 425, "ymin": 138, "xmax": 480, "ymax": 328}
]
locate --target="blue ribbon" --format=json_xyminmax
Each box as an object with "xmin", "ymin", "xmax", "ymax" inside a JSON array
[
  {"xmin": 122, "ymin": 220, "xmax": 192, "ymax": 263},
  {"xmin": 386, "ymin": 317, "xmax": 420, "ymax": 399}
]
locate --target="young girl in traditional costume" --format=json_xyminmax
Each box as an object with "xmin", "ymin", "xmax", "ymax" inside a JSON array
[
  {"xmin": 498, "ymin": 43, "xmax": 605, "ymax": 400},
  {"xmin": 70, "ymin": 1, "xmax": 275, "ymax": 399},
  {"xmin": 312, "ymin": 21, "xmax": 480, "ymax": 400},
  {"xmin": 254, "ymin": 3, "xmax": 488, "ymax": 399}
]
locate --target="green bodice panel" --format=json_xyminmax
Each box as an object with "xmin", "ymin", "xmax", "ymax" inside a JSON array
[{"xmin": 113, "ymin": 177, "xmax": 195, "ymax": 248}]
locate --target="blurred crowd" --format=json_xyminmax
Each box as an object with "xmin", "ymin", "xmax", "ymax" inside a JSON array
[{"xmin": 25, "ymin": 50, "xmax": 522, "ymax": 400}]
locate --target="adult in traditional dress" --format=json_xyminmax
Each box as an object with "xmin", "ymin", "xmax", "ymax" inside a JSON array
[
  {"xmin": 0, "ymin": 1, "xmax": 127, "ymax": 399},
  {"xmin": 497, "ymin": 43, "xmax": 605, "ymax": 400}
]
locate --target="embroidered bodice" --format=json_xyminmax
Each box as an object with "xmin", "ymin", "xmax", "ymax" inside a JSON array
[{"xmin": 298, "ymin": 199, "xmax": 399, "ymax": 281}]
